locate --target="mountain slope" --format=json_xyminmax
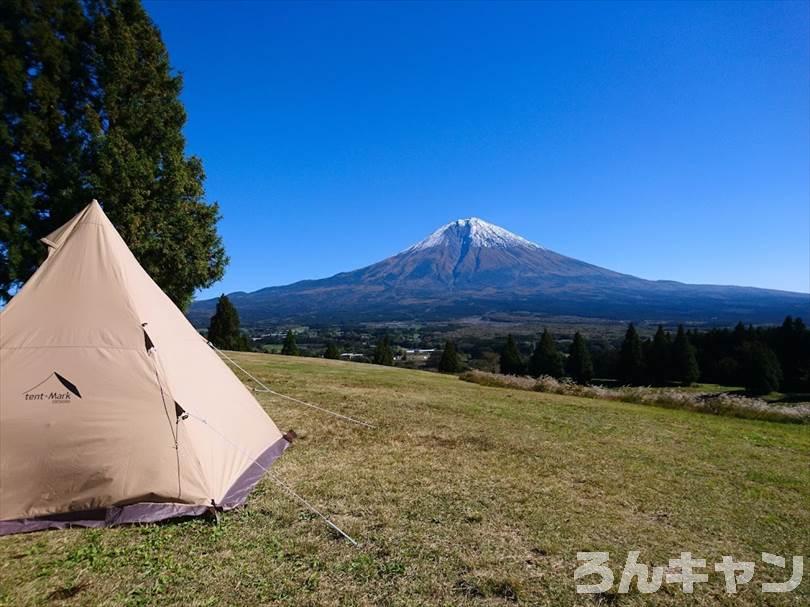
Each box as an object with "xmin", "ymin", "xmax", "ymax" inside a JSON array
[{"xmin": 189, "ymin": 218, "xmax": 808, "ymax": 326}]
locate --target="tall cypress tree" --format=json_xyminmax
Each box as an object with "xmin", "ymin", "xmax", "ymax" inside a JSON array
[
  {"xmin": 732, "ymin": 321, "xmax": 747, "ymax": 348},
  {"xmin": 207, "ymin": 294, "xmax": 249, "ymax": 351},
  {"xmin": 528, "ymin": 329, "xmax": 564, "ymax": 378},
  {"xmin": 372, "ymin": 335, "xmax": 394, "ymax": 366},
  {"xmin": 324, "ymin": 342, "xmax": 340, "ymax": 360},
  {"xmin": 281, "ymin": 330, "xmax": 299, "ymax": 356},
  {"xmin": 87, "ymin": 0, "xmax": 226, "ymax": 309},
  {"xmin": 1, "ymin": 0, "xmax": 227, "ymax": 307},
  {"xmin": 744, "ymin": 343, "xmax": 782, "ymax": 395},
  {"xmin": 618, "ymin": 323, "xmax": 646, "ymax": 385},
  {"xmin": 648, "ymin": 326, "xmax": 672, "ymax": 386},
  {"xmin": 438, "ymin": 340, "xmax": 461, "ymax": 373},
  {"xmin": 499, "ymin": 334, "xmax": 524, "ymax": 375},
  {"xmin": 566, "ymin": 332, "xmax": 593, "ymax": 384},
  {"xmin": 777, "ymin": 316, "xmax": 809, "ymax": 391},
  {"xmin": 1, "ymin": 0, "xmax": 94, "ymax": 299},
  {"xmin": 672, "ymin": 325, "xmax": 700, "ymax": 386}
]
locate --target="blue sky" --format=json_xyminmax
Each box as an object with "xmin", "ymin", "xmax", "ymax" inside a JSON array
[{"xmin": 143, "ymin": 1, "xmax": 810, "ymax": 298}]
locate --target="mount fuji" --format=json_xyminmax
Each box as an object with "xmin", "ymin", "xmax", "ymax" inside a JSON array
[{"xmin": 188, "ymin": 218, "xmax": 808, "ymax": 326}]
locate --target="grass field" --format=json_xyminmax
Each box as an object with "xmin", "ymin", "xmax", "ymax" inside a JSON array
[{"xmin": 1, "ymin": 353, "xmax": 808, "ymax": 606}]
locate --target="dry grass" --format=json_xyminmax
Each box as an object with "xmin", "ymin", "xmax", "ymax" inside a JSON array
[
  {"xmin": 0, "ymin": 353, "xmax": 808, "ymax": 606},
  {"xmin": 460, "ymin": 370, "xmax": 810, "ymax": 424}
]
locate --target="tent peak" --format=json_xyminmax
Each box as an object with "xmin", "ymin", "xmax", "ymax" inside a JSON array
[
  {"xmin": 39, "ymin": 200, "xmax": 110, "ymax": 254},
  {"xmin": 85, "ymin": 198, "xmax": 105, "ymax": 218}
]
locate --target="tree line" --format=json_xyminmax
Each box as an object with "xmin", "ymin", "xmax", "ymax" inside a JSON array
[
  {"xmin": 499, "ymin": 330, "xmax": 594, "ymax": 384},
  {"xmin": 690, "ymin": 318, "xmax": 808, "ymax": 394},
  {"xmin": 494, "ymin": 317, "xmax": 809, "ymax": 396}
]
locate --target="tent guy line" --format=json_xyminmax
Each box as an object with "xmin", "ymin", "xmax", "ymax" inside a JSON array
[
  {"xmin": 267, "ymin": 470, "xmax": 359, "ymax": 546},
  {"xmin": 183, "ymin": 409, "xmax": 359, "ymax": 546},
  {"xmin": 208, "ymin": 341, "xmax": 377, "ymax": 429}
]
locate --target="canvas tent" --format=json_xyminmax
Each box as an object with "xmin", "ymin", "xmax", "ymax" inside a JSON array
[{"xmin": 0, "ymin": 200, "xmax": 289, "ymax": 535}]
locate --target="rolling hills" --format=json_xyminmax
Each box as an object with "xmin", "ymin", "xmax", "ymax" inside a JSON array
[{"xmin": 189, "ymin": 218, "xmax": 808, "ymax": 326}]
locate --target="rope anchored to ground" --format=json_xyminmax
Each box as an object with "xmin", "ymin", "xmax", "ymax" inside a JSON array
[{"xmin": 206, "ymin": 340, "xmax": 376, "ymax": 429}]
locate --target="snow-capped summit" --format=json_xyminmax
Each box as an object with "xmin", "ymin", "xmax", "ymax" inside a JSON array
[{"xmin": 408, "ymin": 217, "xmax": 541, "ymax": 252}]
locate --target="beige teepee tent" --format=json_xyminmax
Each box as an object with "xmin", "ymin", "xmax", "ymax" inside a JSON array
[{"xmin": 0, "ymin": 200, "xmax": 289, "ymax": 534}]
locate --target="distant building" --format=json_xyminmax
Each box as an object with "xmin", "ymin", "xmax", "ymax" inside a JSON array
[{"xmin": 400, "ymin": 348, "xmax": 436, "ymax": 362}]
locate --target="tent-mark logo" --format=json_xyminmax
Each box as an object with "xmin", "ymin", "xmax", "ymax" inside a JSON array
[{"xmin": 23, "ymin": 372, "xmax": 82, "ymax": 404}]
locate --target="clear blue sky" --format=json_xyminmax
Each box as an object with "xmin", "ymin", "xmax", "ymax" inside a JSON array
[{"xmin": 143, "ymin": 1, "xmax": 810, "ymax": 299}]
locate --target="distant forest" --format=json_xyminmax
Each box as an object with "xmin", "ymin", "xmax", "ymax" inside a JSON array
[{"xmin": 498, "ymin": 317, "xmax": 810, "ymax": 396}]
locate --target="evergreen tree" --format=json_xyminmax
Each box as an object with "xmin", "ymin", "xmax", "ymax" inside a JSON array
[
  {"xmin": 672, "ymin": 325, "xmax": 700, "ymax": 386},
  {"xmin": 528, "ymin": 329, "xmax": 564, "ymax": 378},
  {"xmin": 618, "ymin": 323, "xmax": 646, "ymax": 385},
  {"xmin": 732, "ymin": 321, "xmax": 747, "ymax": 348},
  {"xmin": 324, "ymin": 342, "xmax": 341, "ymax": 360},
  {"xmin": 499, "ymin": 334, "xmax": 524, "ymax": 375},
  {"xmin": 206, "ymin": 294, "xmax": 249, "ymax": 351},
  {"xmin": 281, "ymin": 330, "xmax": 299, "ymax": 356},
  {"xmin": 648, "ymin": 326, "xmax": 672, "ymax": 386},
  {"xmin": 777, "ymin": 316, "xmax": 810, "ymax": 391},
  {"xmin": 791, "ymin": 317, "xmax": 810, "ymax": 391},
  {"xmin": 438, "ymin": 340, "xmax": 461, "ymax": 373},
  {"xmin": 566, "ymin": 332, "xmax": 593, "ymax": 384},
  {"xmin": 744, "ymin": 343, "xmax": 783, "ymax": 395},
  {"xmin": 1, "ymin": 0, "xmax": 227, "ymax": 307},
  {"xmin": 372, "ymin": 335, "xmax": 394, "ymax": 366}
]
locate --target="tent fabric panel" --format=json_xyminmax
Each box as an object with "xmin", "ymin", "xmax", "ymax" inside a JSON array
[
  {"xmin": 152, "ymin": 342, "xmax": 283, "ymax": 503},
  {"xmin": 0, "ymin": 346, "xmax": 210, "ymax": 522}
]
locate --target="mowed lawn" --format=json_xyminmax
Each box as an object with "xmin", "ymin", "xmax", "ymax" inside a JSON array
[{"xmin": 1, "ymin": 353, "xmax": 808, "ymax": 606}]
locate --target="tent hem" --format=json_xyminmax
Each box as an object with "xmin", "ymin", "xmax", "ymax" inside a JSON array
[
  {"xmin": 0, "ymin": 437, "xmax": 289, "ymax": 536},
  {"xmin": 0, "ymin": 503, "xmax": 210, "ymax": 536}
]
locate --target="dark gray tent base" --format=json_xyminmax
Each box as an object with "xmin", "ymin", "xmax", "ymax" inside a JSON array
[{"xmin": 0, "ymin": 436, "xmax": 289, "ymax": 536}]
